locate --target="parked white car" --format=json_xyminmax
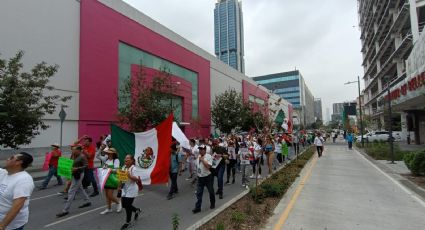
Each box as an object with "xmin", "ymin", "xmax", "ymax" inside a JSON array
[{"xmin": 357, "ymin": 131, "xmax": 402, "ymax": 142}]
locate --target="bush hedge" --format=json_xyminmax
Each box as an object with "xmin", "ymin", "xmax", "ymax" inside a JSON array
[
  {"xmin": 404, "ymin": 150, "xmax": 425, "ymax": 176},
  {"xmin": 357, "ymin": 141, "xmax": 406, "ymax": 161},
  {"xmin": 250, "ymin": 147, "xmax": 314, "ymax": 203}
]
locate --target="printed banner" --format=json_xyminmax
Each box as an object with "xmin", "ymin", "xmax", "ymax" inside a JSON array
[{"xmin": 57, "ymin": 157, "xmax": 73, "ymax": 180}]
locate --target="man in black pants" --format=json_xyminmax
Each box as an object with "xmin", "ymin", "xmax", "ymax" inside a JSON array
[{"xmin": 192, "ymin": 145, "xmax": 215, "ymax": 214}]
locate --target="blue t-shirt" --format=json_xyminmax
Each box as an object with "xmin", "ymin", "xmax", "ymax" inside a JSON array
[{"xmin": 170, "ymin": 152, "xmax": 182, "ymax": 173}]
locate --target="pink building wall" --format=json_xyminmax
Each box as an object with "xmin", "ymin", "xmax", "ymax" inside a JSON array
[
  {"xmin": 79, "ymin": 0, "xmax": 211, "ymax": 140},
  {"xmin": 242, "ymin": 80, "xmax": 269, "ymax": 115}
]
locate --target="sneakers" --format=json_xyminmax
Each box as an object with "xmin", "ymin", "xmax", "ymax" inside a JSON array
[
  {"xmin": 219, "ymin": 194, "xmax": 223, "ymax": 199},
  {"xmin": 167, "ymin": 194, "xmax": 174, "ymax": 200},
  {"xmin": 38, "ymin": 186, "xmax": 46, "ymax": 190},
  {"xmin": 100, "ymin": 209, "xmax": 112, "ymax": 215},
  {"xmin": 257, "ymin": 175, "xmax": 262, "ymax": 179},
  {"xmin": 78, "ymin": 202, "xmax": 92, "ymax": 208},
  {"xmin": 116, "ymin": 202, "xmax": 122, "ymax": 213},
  {"xmin": 225, "ymin": 181, "xmax": 231, "ymax": 185},
  {"xmin": 192, "ymin": 208, "xmax": 201, "ymax": 214},
  {"xmin": 249, "ymin": 175, "xmax": 255, "ymax": 179},
  {"xmin": 56, "ymin": 211, "xmax": 69, "ymax": 218},
  {"xmin": 232, "ymin": 179, "xmax": 235, "ymax": 184},
  {"xmin": 89, "ymin": 191, "xmax": 99, "ymax": 197},
  {"xmin": 134, "ymin": 208, "xmax": 142, "ymax": 221},
  {"xmin": 210, "ymin": 204, "xmax": 215, "ymax": 209},
  {"xmin": 121, "ymin": 223, "xmax": 130, "ymax": 230}
]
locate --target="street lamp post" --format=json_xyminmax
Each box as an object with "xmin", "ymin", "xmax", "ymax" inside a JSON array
[
  {"xmin": 345, "ymin": 76, "xmax": 364, "ymax": 147},
  {"xmin": 386, "ymin": 82, "xmax": 395, "ymax": 164}
]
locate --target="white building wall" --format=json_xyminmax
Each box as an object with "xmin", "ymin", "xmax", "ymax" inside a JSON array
[{"xmin": 0, "ymin": 0, "xmax": 80, "ymax": 148}]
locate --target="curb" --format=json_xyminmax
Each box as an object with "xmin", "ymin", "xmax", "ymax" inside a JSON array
[
  {"xmin": 354, "ymin": 147, "xmax": 425, "ymax": 202},
  {"xmin": 186, "ymin": 147, "xmax": 312, "ymax": 230},
  {"xmin": 262, "ymin": 150, "xmax": 316, "ymax": 230}
]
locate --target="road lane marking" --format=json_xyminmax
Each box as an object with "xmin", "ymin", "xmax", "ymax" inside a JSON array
[
  {"xmin": 355, "ymin": 149, "xmax": 425, "ymax": 208},
  {"xmin": 273, "ymin": 156, "xmax": 318, "ymax": 230},
  {"xmin": 44, "ymin": 193, "xmax": 144, "ymax": 228},
  {"xmin": 31, "ymin": 193, "xmax": 59, "ymax": 201}
]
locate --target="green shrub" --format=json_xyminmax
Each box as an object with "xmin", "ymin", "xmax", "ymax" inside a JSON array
[
  {"xmin": 364, "ymin": 142, "xmax": 405, "ymax": 161},
  {"xmin": 261, "ymin": 182, "xmax": 285, "ymax": 197},
  {"xmin": 404, "ymin": 151, "xmax": 425, "ymax": 175},
  {"xmin": 250, "ymin": 186, "xmax": 265, "ymax": 203},
  {"xmin": 230, "ymin": 211, "xmax": 247, "ymax": 224},
  {"xmin": 216, "ymin": 223, "xmax": 225, "ymax": 230}
]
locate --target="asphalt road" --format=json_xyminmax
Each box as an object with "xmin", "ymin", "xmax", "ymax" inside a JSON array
[
  {"xmin": 26, "ymin": 148, "xmax": 299, "ymax": 230},
  {"xmin": 273, "ymin": 144, "xmax": 425, "ymax": 230}
]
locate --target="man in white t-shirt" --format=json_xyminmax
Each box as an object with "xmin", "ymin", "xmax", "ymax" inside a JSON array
[
  {"xmin": 0, "ymin": 152, "xmax": 35, "ymax": 230},
  {"xmin": 192, "ymin": 145, "xmax": 215, "ymax": 214}
]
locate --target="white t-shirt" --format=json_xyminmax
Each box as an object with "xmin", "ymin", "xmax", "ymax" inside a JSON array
[
  {"xmin": 314, "ymin": 137, "xmax": 325, "ymax": 146},
  {"xmin": 239, "ymin": 148, "xmax": 251, "ymax": 165},
  {"xmin": 274, "ymin": 143, "xmax": 282, "ymax": 153},
  {"xmin": 121, "ymin": 165, "xmax": 138, "ymax": 198},
  {"xmin": 0, "ymin": 169, "xmax": 34, "ymax": 230},
  {"xmin": 105, "ymin": 159, "xmax": 120, "ymax": 169},
  {"xmin": 196, "ymin": 154, "xmax": 212, "ymax": 177},
  {"xmin": 254, "ymin": 143, "xmax": 263, "ymax": 158}
]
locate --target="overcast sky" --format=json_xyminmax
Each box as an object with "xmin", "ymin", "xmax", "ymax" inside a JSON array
[{"xmin": 123, "ymin": 0, "xmax": 364, "ymax": 122}]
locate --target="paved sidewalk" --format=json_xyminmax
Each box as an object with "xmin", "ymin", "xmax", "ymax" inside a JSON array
[{"xmin": 265, "ymin": 144, "xmax": 425, "ymax": 230}]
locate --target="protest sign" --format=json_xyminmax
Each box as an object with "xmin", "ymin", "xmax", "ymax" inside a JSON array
[
  {"xmin": 117, "ymin": 169, "xmax": 128, "ymax": 182},
  {"xmin": 57, "ymin": 157, "xmax": 73, "ymax": 179}
]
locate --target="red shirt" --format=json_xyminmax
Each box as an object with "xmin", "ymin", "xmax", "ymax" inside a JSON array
[
  {"xmin": 49, "ymin": 149, "xmax": 62, "ymax": 167},
  {"xmin": 83, "ymin": 145, "xmax": 96, "ymax": 169}
]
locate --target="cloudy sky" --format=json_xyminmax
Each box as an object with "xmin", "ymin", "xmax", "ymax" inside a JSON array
[{"xmin": 123, "ymin": 0, "xmax": 364, "ymax": 122}]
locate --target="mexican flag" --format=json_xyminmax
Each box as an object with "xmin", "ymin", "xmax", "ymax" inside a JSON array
[{"xmin": 111, "ymin": 114, "xmax": 173, "ymax": 185}]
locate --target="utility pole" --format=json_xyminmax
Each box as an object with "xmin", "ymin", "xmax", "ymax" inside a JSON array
[{"xmin": 387, "ymin": 84, "xmax": 395, "ymax": 164}]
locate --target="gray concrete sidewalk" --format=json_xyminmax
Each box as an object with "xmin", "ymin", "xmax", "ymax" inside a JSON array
[{"xmin": 265, "ymin": 144, "xmax": 425, "ymax": 230}]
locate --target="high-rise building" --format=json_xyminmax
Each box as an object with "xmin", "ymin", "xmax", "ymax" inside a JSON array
[
  {"xmin": 314, "ymin": 98, "xmax": 323, "ymax": 122},
  {"xmin": 358, "ymin": 0, "xmax": 425, "ymax": 144},
  {"xmin": 253, "ymin": 70, "xmax": 315, "ymax": 127},
  {"xmin": 214, "ymin": 0, "xmax": 245, "ymax": 73}
]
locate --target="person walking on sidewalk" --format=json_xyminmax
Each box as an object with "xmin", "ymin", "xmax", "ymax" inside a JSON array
[
  {"xmin": 0, "ymin": 152, "xmax": 34, "ymax": 230},
  {"xmin": 314, "ymin": 133, "xmax": 325, "ymax": 157},
  {"xmin": 39, "ymin": 143, "xmax": 63, "ymax": 190},
  {"xmin": 56, "ymin": 145, "xmax": 91, "ymax": 218},
  {"xmin": 211, "ymin": 139, "xmax": 226, "ymax": 199},
  {"xmin": 167, "ymin": 144, "xmax": 182, "ymax": 200},
  {"xmin": 346, "ymin": 131, "xmax": 354, "ymax": 150},
  {"xmin": 192, "ymin": 145, "xmax": 215, "ymax": 214},
  {"xmin": 292, "ymin": 133, "xmax": 300, "ymax": 156}
]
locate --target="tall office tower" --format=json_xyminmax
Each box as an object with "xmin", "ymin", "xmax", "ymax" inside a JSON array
[
  {"xmin": 253, "ymin": 70, "xmax": 315, "ymax": 127},
  {"xmin": 214, "ymin": 0, "xmax": 245, "ymax": 73},
  {"xmin": 314, "ymin": 98, "xmax": 323, "ymax": 122}
]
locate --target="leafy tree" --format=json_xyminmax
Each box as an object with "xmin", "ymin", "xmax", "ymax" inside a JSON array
[
  {"xmin": 0, "ymin": 51, "xmax": 71, "ymax": 148},
  {"xmin": 211, "ymin": 88, "xmax": 245, "ymax": 134},
  {"xmin": 117, "ymin": 65, "xmax": 178, "ymax": 132}
]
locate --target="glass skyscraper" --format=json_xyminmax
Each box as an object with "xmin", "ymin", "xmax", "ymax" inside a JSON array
[{"xmin": 214, "ymin": 0, "xmax": 245, "ymax": 73}]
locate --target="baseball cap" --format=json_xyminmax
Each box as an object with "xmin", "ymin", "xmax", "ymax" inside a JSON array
[{"xmin": 198, "ymin": 145, "xmax": 207, "ymax": 150}]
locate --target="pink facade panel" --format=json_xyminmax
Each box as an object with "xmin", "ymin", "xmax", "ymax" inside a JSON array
[
  {"xmin": 242, "ymin": 80, "xmax": 269, "ymax": 115},
  {"xmin": 79, "ymin": 0, "xmax": 211, "ymax": 139}
]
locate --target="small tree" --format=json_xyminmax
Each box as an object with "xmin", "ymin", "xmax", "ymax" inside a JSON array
[
  {"xmin": 0, "ymin": 51, "xmax": 71, "ymax": 148},
  {"xmin": 211, "ymin": 88, "xmax": 245, "ymax": 134},
  {"xmin": 117, "ymin": 64, "xmax": 178, "ymax": 132}
]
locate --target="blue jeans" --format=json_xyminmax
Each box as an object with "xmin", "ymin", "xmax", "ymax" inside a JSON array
[
  {"xmin": 41, "ymin": 165, "xmax": 63, "ymax": 188},
  {"xmin": 83, "ymin": 168, "xmax": 98, "ymax": 193},
  {"xmin": 213, "ymin": 165, "xmax": 225, "ymax": 194},
  {"xmin": 195, "ymin": 174, "xmax": 215, "ymax": 210}
]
